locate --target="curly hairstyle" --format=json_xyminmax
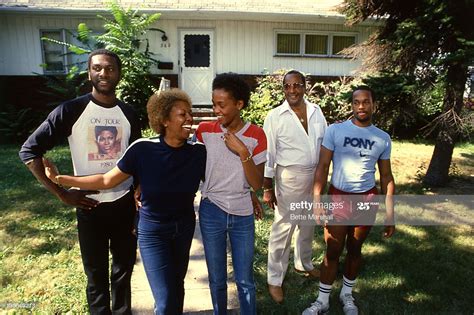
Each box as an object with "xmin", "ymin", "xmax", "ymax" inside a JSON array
[
  {"xmin": 212, "ymin": 73, "xmax": 250, "ymax": 109},
  {"xmin": 88, "ymin": 49, "xmax": 122, "ymax": 73},
  {"xmin": 351, "ymin": 85, "xmax": 376, "ymax": 103},
  {"xmin": 147, "ymin": 89, "xmax": 192, "ymax": 135}
]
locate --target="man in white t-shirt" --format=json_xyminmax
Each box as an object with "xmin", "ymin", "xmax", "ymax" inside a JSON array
[
  {"xmin": 263, "ymin": 70, "xmax": 327, "ymax": 303},
  {"xmin": 303, "ymin": 85, "xmax": 395, "ymax": 315},
  {"xmin": 19, "ymin": 49, "xmax": 141, "ymax": 314}
]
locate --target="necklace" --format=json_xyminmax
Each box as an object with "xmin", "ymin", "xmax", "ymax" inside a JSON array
[{"xmin": 291, "ymin": 106, "xmax": 305, "ymax": 123}]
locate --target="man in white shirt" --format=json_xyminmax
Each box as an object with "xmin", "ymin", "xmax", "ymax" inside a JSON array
[{"xmin": 263, "ymin": 70, "xmax": 327, "ymax": 303}]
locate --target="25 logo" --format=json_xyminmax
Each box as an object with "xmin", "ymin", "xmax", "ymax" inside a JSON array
[{"xmin": 356, "ymin": 202, "xmax": 370, "ymax": 211}]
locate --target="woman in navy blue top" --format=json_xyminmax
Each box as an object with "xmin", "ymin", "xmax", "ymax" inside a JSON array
[{"xmin": 45, "ymin": 89, "xmax": 206, "ymax": 315}]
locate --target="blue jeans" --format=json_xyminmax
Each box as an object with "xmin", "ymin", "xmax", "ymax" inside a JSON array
[
  {"xmin": 138, "ymin": 212, "xmax": 195, "ymax": 315},
  {"xmin": 199, "ymin": 198, "xmax": 256, "ymax": 315}
]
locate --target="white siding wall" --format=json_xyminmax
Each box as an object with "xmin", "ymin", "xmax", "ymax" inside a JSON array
[
  {"xmin": 0, "ymin": 14, "xmax": 103, "ymax": 75},
  {"xmin": 0, "ymin": 13, "xmax": 376, "ymax": 77}
]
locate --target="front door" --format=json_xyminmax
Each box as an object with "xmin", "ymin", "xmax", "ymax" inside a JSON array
[{"xmin": 179, "ymin": 30, "xmax": 214, "ymax": 106}]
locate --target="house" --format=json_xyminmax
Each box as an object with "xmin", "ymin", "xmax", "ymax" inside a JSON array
[{"xmin": 0, "ymin": 0, "xmax": 378, "ymax": 108}]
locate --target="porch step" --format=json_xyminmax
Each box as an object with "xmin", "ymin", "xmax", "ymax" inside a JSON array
[
  {"xmin": 191, "ymin": 107, "xmax": 217, "ymax": 136},
  {"xmin": 193, "ymin": 116, "xmax": 217, "ymax": 123},
  {"xmin": 192, "ymin": 107, "xmax": 215, "ymax": 117}
]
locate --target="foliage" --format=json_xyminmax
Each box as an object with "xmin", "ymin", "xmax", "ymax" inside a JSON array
[
  {"xmin": 38, "ymin": 24, "xmax": 101, "ymax": 106},
  {"xmin": 36, "ymin": 66, "xmax": 89, "ymax": 108},
  {"xmin": 342, "ymin": 0, "xmax": 474, "ymax": 186},
  {"xmin": 0, "ymin": 104, "xmax": 47, "ymax": 144},
  {"xmin": 96, "ymin": 1, "xmax": 161, "ymax": 127},
  {"xmin": 360, "ymin": 71, "xmax": 444, "ymax": 137},
  {"xmin": 243, "ymin": 65, "xmax": 470, "ymax": 150},
  {"xmin": 241, "ymin": 70, "xmax": 286, "ymax": 126},
  {"xmin": 141, "ymin": 128, "xmax": 158, "ymax": 138},
  {"xmin": 342, "ymin": 0, "xmax": 474, "ymax": 74},
  {"xmin": 308, "ymin": 77, "xmax": 354, "ymax": 124},
  {"xmin": 242, "ymin": 70, "xmax": 355, "ymax": 126},
  {"xmin": 40, "ymin": 1, "xmax": 162, "ymax": 128}
]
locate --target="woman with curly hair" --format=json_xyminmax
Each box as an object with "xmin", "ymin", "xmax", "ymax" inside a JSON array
[{"xmin": 45, "ymin": 89, "xmax": 206, "ymax": 315}]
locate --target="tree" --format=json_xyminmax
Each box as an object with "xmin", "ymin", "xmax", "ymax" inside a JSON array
[
  {"xmin": 96, "ymin": 1, "xmax": 161, "ymax": 127},
  {"xmin": 41, "ymin": 1, "xmax": 161, "ymax": 128},
  {"xmin": 342, "ymin": 0, "xmax": 474, "ymax": 186}
]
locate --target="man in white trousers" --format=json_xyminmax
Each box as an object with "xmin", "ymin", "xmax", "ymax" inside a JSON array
[{"xmin": 263, "ymin": 70, "xmax": 327, "ymax": 303}]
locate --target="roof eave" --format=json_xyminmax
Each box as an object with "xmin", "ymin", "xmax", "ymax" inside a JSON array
[{"xmin": 0, "ymin": 6, "xmax": 381, "ymax": 26}]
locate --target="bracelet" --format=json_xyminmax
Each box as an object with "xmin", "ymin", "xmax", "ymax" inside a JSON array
[
  {"xmin": 55, "ymin": 175, "xmax": 62, "ymax": 186},
  {"xmin": 263, "ymin": 188, "xmax": 273, "ymax": 192},
  {"xmin": 241, "ymin": 153, "xmax": 253, "ymax": 163}
]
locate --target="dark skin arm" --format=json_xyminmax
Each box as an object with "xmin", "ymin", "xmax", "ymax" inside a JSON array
[
  {"xmin": 313, "ymin": 147, "xmax": 333, "ymax": 225},
  {"xmin": 134, "ymin": 184, "xmax": 142, "ymax": 210},
  {"xmin": 262, "ymin": 177, "xmax": 277, "ymax": 210},
  {"xmin": 378, "ymin": 159, "xmax": 396, "ymax": 238},
  {"xmin": 27, "ymin": 158, "xmax": 99, "ymax": 210},
  {"xmin": 251, "ymin": 191, "xmax": 264, "ymax": 220}
]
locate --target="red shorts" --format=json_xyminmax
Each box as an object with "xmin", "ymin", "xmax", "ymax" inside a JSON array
[{"xmin": 327, "ymin": 185, "xmax": 379, "ymax": 227}]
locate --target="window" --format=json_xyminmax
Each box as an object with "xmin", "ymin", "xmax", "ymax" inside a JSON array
[
  {"xmin": 305, "ymin": 34, "xmax": 328, "ymax": 55},
  {"xmin": 184, "ymin": 34, "xmax": 210, "ymax": 67},
  {"xmin": 332, "ymin": 35, "xmax": 356, "ymax": 55},
  {"xmin": 275, "ymin": 31, "xmax": 357, "ymax": 57},
  {"xmin": 40, "ymin": 30, "xmax": 67, "ymax": 73},
  {"xmin": 277, "ymin": 33, "xmax": 300, "ymax": 54},
  {"xmin": 40, "ymin": 29, "xmax": 97, "ymax": 74}
]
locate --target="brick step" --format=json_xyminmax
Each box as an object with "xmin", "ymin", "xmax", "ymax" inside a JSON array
[
  {"xmin": 193, "ymin": 116, "xmax": 217, "ymax": 123},
  {"xmin": 192, "ymin": 107, "xmax": 215, "ymax": 117}
]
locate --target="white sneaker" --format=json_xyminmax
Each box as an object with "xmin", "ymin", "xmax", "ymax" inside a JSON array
[
  {"xmin": 339, "ymin": 294, "xmax": 358, "ymax": 315},
  {"xmin": 302, "ymin": 299, "xmax": 330, "ymax": 315}
]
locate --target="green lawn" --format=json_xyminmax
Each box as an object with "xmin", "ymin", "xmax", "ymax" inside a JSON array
[
  {"xmin": 0, "ymin": 145, "xmax": 88, "ymax": 313},
  {"xmin": 254, "ymin": 141, "xmax": 474, "ymax": 314},
  {"xmin": 0, "ymin": 142, "xmax": 473, "ymax": 313}
]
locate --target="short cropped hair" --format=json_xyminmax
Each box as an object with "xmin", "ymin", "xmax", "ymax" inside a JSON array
[
  {"xmin": 147, "ymin": 89, "xmax": 192, "ymax": 135},
  {"xmin": 283, "ymin": 70, "xmax": 306, "ymax": 86},
  {"xmin": 212, "ymin": 73, "xmax": 250, "ymax": 109},
  {"xmin": 88, "ymin": 49, "xmax": 122, "ymax": 73},
  {"xmin": 351, "ymin": 85, "xmax": 376, "ymax": 103},
  {"xmin": 95, "ymin": 126, "xmax": 118, "ymax": 139}
]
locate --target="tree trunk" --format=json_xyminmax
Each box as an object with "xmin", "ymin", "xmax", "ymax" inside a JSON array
[
  {"xmin": 423, "ymin": 130, "xmax": 455, "ymax": 186},
  {"xmin": 423, "ymin": 63, "xmax": 468, "ymax": 187}
]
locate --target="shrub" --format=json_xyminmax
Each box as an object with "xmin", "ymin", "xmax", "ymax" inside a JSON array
[
  {"xmin": 39, "ymin": 1, "xmax": 162, "ymax": 129},
  {"xmin": 362, "ymin": 71, "xmax": 444, "ymax": 138},
  {"xmin": 0, "ymin": 104, "xmax": 48, "ymax": 144},
  {"xmin": 37, "ymin": 66, "xmax": 89, "ymax": 109},
  {"xmin": 96, "ymin": 1, "xmax": 161, "ymax": 127},
  {"xmin": 242, "ymin": 69, "xmax": 356, "ymax": 126},
  {"xmin": 307, "ymin": 77, "xmax": 355, "ymax": 123},
  {"xmin": 241, "ymin": 70, "xmax": 286, "ymax": 126}
]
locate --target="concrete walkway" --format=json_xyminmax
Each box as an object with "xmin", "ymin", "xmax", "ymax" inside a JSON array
[{"xmin": 131, "ymin": 193, "xmax": 239, "ymax": 314}]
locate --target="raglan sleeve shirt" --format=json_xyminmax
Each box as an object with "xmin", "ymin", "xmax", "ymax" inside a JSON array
[{"xmin": 19, "ymin": 99, "xmax": 80, "ymax": 163}]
